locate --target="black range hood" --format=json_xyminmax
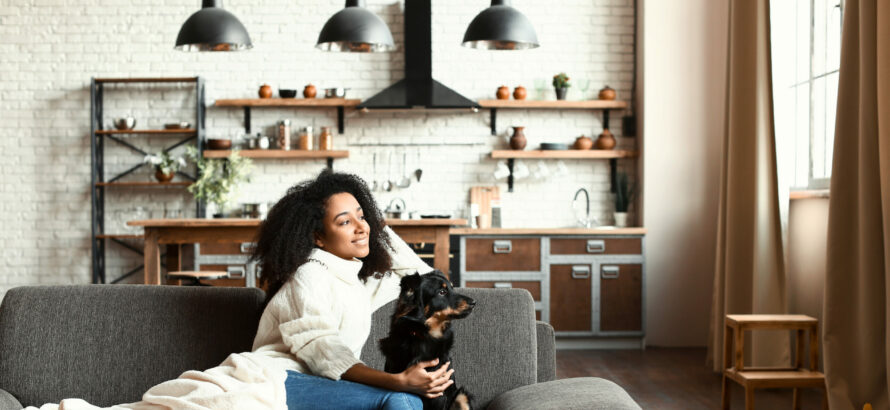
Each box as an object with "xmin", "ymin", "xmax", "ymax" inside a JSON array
[{"xmin": 357, "ymin": 0, "xmax": 480, "ymax": 110}]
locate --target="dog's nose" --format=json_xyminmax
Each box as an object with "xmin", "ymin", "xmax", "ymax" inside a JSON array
[{"xmin": 467, "ymin": 298, "xmax": 476, "ymax": 307}]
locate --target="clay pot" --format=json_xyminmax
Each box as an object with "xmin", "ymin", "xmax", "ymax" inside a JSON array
[
  {"xmin": 496, "ymin": 86, "xmax": 510, "ymax": 100},
  {"xmin": 573, "ymin": 135, "xmax": 593, "ymax": 150},
  {"xmin": 594, "ymin": 128, "xmax": 616, "ymax": 150},
  {"xmin": 513, "ymin": 86, "xmax": 527, "ymax": 100},
  {"xmin": 155, "ymin": 169, "xmax": 174, "ymax": 183},
  {"xmin": 258, "ymin": 84, "xmax": 273, "ymax": 99},
  {"xmin": 509, "ymin": 126, "xmax": 527, "ymax": 150},
  {"xmin": 598, "ymin": 85, "xmax": 616, "ymax": 100},
  {"xmin": 303, "ymin": 84, "xmax": 317, "ymax": 98}
]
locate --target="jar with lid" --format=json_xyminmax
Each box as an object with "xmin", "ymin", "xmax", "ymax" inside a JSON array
[
  {"xmin": 277, "ymin": 120, "xmax": 291, "ymax": 150},
  {"xmin": 318, "ymin": 126, "xmax": 333, "ymax": 150},
  {"xmin": 298, "ymin": 126, "xmax": 314, "ymax": 150}
]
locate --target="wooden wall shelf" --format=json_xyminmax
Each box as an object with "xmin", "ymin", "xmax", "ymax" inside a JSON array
[
  {"xmin": 478, "ymin": 99, "xmax": 628, "ymax": 109},
  {"xmin": 95, "ymin": 181, "xmax": 191, "ymax": 187},
  {"xmin": 491, "ymin": 150, "xmax": 637, "ymax": 159},
  {"xmin": 95, "ymin": 129, "xmax": 197, "ymax": 135},
  {"xmin": 214, "ymin": 98, "xmax": 360, "ymax": 107},
  {"xmin": 214, "ymin": 98, "xmax": 360, "ymax": 137},
  {"xmin": 203, "ymin": 149, "xmax": 348, "ymax": 168}
]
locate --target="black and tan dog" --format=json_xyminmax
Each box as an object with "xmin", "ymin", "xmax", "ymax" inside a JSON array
[{"xmin": 379, "ymin": 271, "xmax": 475, "ymax": 410}]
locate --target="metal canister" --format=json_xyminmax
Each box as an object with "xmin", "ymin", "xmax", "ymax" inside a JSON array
[
  {"xmin": 277, "ymin": 120, "xmax": 291, "ymax": 150},
  {"xmin": 298, "ymin": 126, "xmax": 314, "ymax": 150}
]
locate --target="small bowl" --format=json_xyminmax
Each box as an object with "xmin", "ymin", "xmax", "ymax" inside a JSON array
[
  {"xmin": 113, "ymin": 117, "xmax": 136, "ymax": 130},
  {"xmin": 279, "ymin": 89, "xmax": 297, "ymax": 98},
  {"xmin": 207, "ymin": 138, "xmax": 232, "ymax": 150},
  {"xmin": 324, "ymin": 87, "xmax": 349, "ymax": 98},
  {"xmin": 164, "ymin": 122, "xmax": 191, "ymax": 130}
]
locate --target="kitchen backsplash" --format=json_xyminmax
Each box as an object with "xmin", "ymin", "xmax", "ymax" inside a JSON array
[{"xmin": 1, "ymin": 0, "xmax": 636, "ymax": 289}]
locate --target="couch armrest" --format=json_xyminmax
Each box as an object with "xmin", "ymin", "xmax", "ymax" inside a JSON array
[
  {"xmin": 0, "ymin": 388, "xmax": 22, "ymax": 410},
  {"xmin": 535, "ymin": 321, "xmax": 556, "ymax": 382},
  {"xmin": 487, "ymin": 378, "xmax": 642, "ymax": 410}
]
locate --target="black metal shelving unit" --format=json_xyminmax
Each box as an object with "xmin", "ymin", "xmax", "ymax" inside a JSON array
[{"xmin": 90, "ymin": 77, "xmax": 205, "ymax": 284}]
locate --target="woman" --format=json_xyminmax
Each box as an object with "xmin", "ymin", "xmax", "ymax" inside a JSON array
[{"xmin": 250, "ymin": 169, "xmax": 453, "ymax": 410}]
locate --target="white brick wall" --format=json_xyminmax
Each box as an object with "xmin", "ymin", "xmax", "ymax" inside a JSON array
[{"xmin": 0, "ymin": 0, "xmax": 636, "ymax": 293}]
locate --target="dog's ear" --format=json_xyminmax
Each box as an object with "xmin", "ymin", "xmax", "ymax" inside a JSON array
[{"xmin": 399, "ymin": 273, "xmax": 422, "ymax": 299}]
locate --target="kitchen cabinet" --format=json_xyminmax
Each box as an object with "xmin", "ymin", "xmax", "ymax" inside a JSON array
[{"xmin": 457, "ymin": 230, "xmax": 645, "ymax": 348}]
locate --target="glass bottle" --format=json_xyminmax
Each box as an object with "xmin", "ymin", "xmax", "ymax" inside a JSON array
[
  {"xmin": 298, "ymin": 126, "xmax": 314, "ymax": 150},
  {"xmin": 318, "ymin": 126, "xmax": 333, "ymax": 150},
  {"xmin": 277, "ymin": 120, "xmax": 291, "ymax": 150}
]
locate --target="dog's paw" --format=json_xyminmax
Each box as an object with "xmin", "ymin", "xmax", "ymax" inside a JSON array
[{"xmin": 449, "ymin": 390, "xmax": 472, "ymax": 410}]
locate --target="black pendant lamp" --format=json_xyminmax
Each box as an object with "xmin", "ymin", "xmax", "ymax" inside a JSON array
[
  {"xmin": 316, "ymin": 0, "xmax": 395, "ymax": 52},
  {"xmin": 175, "ymin": 0, "xmax": 252, "ymax": 52},
  {"xmin": 462, "ymin": 0, "xmax": 539, "ymax": 50}
]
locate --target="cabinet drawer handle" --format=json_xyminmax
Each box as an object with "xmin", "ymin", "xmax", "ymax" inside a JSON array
[
  {"xmin": 227, "ymin": 266, "xmax": 245, "ymax": 279},
  {"xmin": 493, "ymin": 240, "xmax": 513, "ymax": 254},
  {"xmin": 240, "ymin": 242, "xmax": 256, "ymax": 254},
  {"xmin": 493, "ymin": 282, "xmax": 513, "ymax": 289},
  {"xmin": 571, "ymin": 265, "xmax": 591, "ymax": 279},
  {"xmin": 586, "ymin": 240, "xmax": 605, "ymax": 253},
  {"xmin": 601, "ymin": 266, "xmax": 620, "ymax": 279}
]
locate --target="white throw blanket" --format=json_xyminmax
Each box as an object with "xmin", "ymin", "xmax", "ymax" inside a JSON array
[{"xmin": 27, "ymin": 352, "xmax": 290, "ymax": 410}]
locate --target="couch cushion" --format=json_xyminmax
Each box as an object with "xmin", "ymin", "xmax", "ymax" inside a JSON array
[
  {"xmin": 361, "ymin": 288, "xmax": 538, "ymax": 408},
  {"xmin": 487, "ymin": 377, "xmax": 642, "ymax": 410},
  {"xmin": 0, "ymin": 285, "xmax": 265, "ymax": 407}
]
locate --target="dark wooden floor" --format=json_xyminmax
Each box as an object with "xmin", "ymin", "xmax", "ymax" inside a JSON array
[{"xmin": 556, "ymin": 347, "xmax": 825, "ymax": 409}]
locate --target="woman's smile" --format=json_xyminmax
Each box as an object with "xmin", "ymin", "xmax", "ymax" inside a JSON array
[{"xmin": 316, "ymin": 192, "xmax": 372, "ymax": 260}]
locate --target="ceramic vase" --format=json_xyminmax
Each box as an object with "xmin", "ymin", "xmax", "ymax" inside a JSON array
[
  {"xmin": 513, "ymin": 86, "xmax": 527, "ymax": 100},
  {"xmin": 573, "ymin": 135, "xmax": 593, "ymax": 150},
  {"xmin": 496, "ymin": 86, "xmax": 510, "ymax": 100},
  {"xmin": 154, "ymin": 169, "xmax": 174, "ymax": 183},
  {"xmin": 613, "ymin": 212, "xmax": 628, "ymax": 227},
  {"xmin": 594, "ymin": 128, "xmax": 616, "ymax": 150},
  {"xmin": 509, "ymin": 126, "xmax": 527, "ymax": 150},
  {"xmin": 258, "ymin": 84, "xmax": 272, "ymax": 99},
  {"xmin": 598, "ymin": 85, "xmax": 616, "ymax": 100},
  {"xmin": 303, "ymin": 84, "xmax": 317, "ymax": 98}
]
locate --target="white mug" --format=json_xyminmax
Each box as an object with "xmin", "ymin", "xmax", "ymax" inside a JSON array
[{"xmin": 493, "ymin": 160, "xmax": 511, "ymax": 180}]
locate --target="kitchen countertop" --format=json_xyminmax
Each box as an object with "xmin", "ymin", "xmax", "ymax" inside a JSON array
[{"xmin": 448, "ymin": 227, "xmax": 647, "ymax": 235}]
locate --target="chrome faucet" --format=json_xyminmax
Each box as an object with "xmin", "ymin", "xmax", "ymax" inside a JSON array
[{"xmin": 573, "ymin": 188, "xmax": 596, "ymax": 228}]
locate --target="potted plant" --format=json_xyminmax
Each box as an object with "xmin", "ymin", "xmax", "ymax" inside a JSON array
[
  {"xmin": 144, "ymin": 151, "xmax": 186, "ymax": 182},
  {"xmin": 552, "ymin": 72, "xmax": 571, "ymax": 100},
  {"xmin": 614, "ymin": 171, "xmax": 635, "ymax": 227},
  {"xmin": 185, "ymin": 146, "xmax": 253, "ymax": 218}
]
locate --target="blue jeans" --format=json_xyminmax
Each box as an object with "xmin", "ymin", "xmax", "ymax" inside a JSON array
[{"xmin": 285, "ymin": 370, "xmax": 423, "ymax": 410}]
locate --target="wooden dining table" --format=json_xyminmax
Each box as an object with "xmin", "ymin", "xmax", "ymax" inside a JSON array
[{"xmin": 128, "ymin": 218, "xmax": 467, "ymax": 285}]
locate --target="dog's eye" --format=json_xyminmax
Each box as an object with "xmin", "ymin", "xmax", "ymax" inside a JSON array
[{"xmin": 437, "ymin": 289, "xmax": 448, "ymax": 296}]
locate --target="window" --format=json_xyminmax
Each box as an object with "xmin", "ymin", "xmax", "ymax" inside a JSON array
[{"xmin": 771, "ymin": 0, "xmax": 843, "ymax": 190}]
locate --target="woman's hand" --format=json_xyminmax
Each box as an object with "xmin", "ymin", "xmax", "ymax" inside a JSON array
[{"xmin": 397, "ymin": 358, "xmax": 454, "ymax": 398}]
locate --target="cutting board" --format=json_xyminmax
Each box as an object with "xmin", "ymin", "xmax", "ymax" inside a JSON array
[{"xmin": 470, "ymin": 186, "xmax": 500, "ymax": 229}]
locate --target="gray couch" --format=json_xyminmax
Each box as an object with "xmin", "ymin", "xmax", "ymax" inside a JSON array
[{"xmin": 0, "ymin": 285, "xmax": 640, "ymax": 409}]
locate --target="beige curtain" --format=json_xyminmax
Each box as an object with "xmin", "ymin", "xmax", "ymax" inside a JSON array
[
  {"xmin": 707, "ymin": 0, "xmax": 790, "ymax": 372},
  {"xmin": 823, "ymin": 0, "xmax": 890, "ymax": 408}
]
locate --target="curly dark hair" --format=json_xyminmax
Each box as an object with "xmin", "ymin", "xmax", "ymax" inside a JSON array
[{"xmin": 250, "ymin": 168, "xmax": 392, "ymax": 303}]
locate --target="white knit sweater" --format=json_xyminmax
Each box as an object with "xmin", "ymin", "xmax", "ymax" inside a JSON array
[{"xmin": 251, "ymin": 226, "xmax": 432, "ymax": 380}]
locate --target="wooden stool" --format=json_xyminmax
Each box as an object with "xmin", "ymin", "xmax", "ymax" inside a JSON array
[
  {"xmin": 721, "ymin": 314, "xmax": 828, "ymax": 410},
  {"xmin": 167, "ymin": 271, "xmax": 227, "ymax": 286}
]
